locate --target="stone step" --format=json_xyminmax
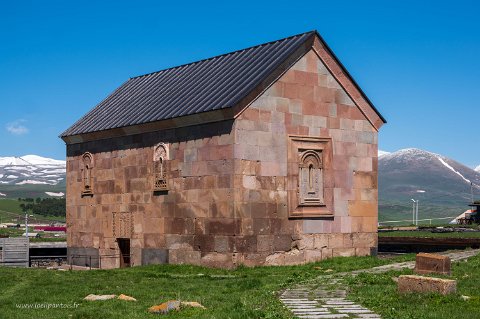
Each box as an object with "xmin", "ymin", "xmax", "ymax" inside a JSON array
[
  {"xmin": 295, "ymin": 314, "xmax": 349, "ymax": 319},
  {"xmin": 336, "ymin": 309, "xmax": 373, "ymax": 314}
]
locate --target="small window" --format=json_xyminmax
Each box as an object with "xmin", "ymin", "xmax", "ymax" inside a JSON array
[
  {"xmin": 81, "ymin": 152, "xmax": 94, "ymax": 196},
  {"xmin": 153, "ymin": 143, "xmax": 169, "ymax": 191},
  {"xmin": 287, "ymin": 136, "xmax": 333, "ymax": 218}
]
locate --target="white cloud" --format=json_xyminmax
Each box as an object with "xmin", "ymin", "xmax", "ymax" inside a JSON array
[{"xmin": 6, "ymin": 119, "xmax": 29, "ymax": 135}]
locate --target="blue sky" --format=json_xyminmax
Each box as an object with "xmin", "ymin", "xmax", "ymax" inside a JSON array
[{"xmin": 0, "ymin": 0, "xmax": 479, "ymax": 167}]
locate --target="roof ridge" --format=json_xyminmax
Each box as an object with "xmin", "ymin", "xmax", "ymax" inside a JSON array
[{"xmin": 130, "ymin": 30, "xmax": 317, "ymax": 80}]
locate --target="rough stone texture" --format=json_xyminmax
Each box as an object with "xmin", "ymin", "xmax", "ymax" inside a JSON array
[
  {"xmin": 415, "ymin": 253, "xmax": 451, "ymax": 275},
  {"xmin": 141, "ymin": 248, "xmax": 168, "ymax": 265},
  {"xmin": 398, "ymin": 275, "xmax": 457, "ymax": 295},
  {"xmin": 68, "ymin": 247, "xmax": 99, "ymax": 268},
  {"xmin": 66, "ymin": 49, "xmax": 380, "ymax": 268}
]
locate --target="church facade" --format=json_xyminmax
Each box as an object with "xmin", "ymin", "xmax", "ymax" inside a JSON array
[{"xmin": 61, "ymin": 31, "xmax": 385, "ymax": 269}]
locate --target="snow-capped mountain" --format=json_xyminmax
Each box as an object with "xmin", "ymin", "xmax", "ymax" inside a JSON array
[
  {"xmin": 379, "ymin": 148, "xmax": 480, "ymax": 208},
  {"xmin": 378, "ymin": 150, "xmax": 391, "ymax": 157},
  {"xmin": 0, "ymin": 155, "xmax": 66, "ymax": 198},
  {"xmin": 475, "ymin": 165, "xmax": 480, "ymax": 172}
]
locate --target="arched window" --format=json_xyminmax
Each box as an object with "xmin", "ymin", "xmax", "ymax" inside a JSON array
[
  {"xmin": 153, "ymin": 143, "xmax": 169, "ymax": 191},
  {"xmin": 81, "ymin": 152, "xmax": 94, "ymax": 196},
  {"xmin": 299, "ymin": 150, "xmax": 324, "ymax": 205}
]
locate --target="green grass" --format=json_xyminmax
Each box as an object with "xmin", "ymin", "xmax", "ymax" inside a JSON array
[
  {"xmin": 345, "ymin": 253, "xmax": 480, "ymax": 319},
  {"xmin": 0, "ymin": 198, "xmax": 23, "ymax": 214},
  {"xmin": 0, "ymin": 228, "xmax": 66, "ymax": 242},
  {"xmin": 0, "ymin": 198, "xmax": 65, "ymax": 223},
  {"xmin": 379, "ymin": 231, "xmax": 480, "ymax": 238},
  {"xmin": 0, "ymin": 255, "xmax": 412, "ymax": 319},
  {"xmin": 379, "ymin": 202, "xmax": 463, "ymax": 226}
]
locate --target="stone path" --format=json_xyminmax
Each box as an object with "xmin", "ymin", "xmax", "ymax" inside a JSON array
[{"xmin": 280, "ymin": 249, "xmax": 480, "ymax": 319}]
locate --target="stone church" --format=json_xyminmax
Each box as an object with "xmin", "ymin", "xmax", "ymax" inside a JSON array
[{"xmin": 61, "ymin": 30, "xmax": 385, "ymax": 269}]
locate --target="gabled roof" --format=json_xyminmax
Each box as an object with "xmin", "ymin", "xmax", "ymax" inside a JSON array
[{"xmin": 61, "ymin": 30, "xmax": 385, "ymax": 141}]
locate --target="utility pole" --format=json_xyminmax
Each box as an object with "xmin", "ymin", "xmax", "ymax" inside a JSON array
[
  {"xmin": 411, "ymin": 199, "xmax": 419, "ymax": 226},
  {"xmin": 25, "ymin": 213, "xmax": 28, "ymax": 238},
  {"xmin": 415, "ymin": 199, "xmax": 420, "ymax": 226},
  {"xmin": 411, "ymin": 199, "xmax": 416, "ymax": 225},
  {"xmin": 471, "ymin": 182, "xmax": 474, "ymax": 204}
]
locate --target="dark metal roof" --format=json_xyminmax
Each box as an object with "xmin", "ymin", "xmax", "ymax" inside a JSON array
[{"xmin": 61, "ymin": 31, "xmax": 316, "ymax": 137}]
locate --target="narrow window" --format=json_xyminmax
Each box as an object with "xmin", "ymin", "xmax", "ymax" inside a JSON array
[
  {"xmin": 153, "ymin": 143, "xmax": 169, "ymax": 191},
  {"xmin": 299, "ymin": 150, "xmax": 324, "ymax": 206},
  {"xmin": 81, "ymin": 152, "xmax": 94, "ymax": 196},
  {"xmin": 308, "ymin": 164, "xmax": 314, "ymax": 192}
]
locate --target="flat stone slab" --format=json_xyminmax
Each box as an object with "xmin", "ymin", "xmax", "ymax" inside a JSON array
[
  {"xmin": 398, "ymin": 275, "xmax": 456, "ymax": 295},
  {"xmin": 415, "ymin": 253, "xmax": 451, "ymax": 275},
  {"xmin": 296, "ymin": 315, "xmax": 349, "ymax": 319},
  {"xmin": 336, "ymin": 309, "xmax": 373, "ymax": 314}
]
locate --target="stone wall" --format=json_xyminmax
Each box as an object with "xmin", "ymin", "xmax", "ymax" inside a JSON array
[
  {"xmin": 66, "ymin": 49, "xmax": 379, "ymax": 269},
  {"xmin": 66, "ymin": 120, "xmax": 239, "ymax": 268},
  {"xmin": 231, "ymin": 49, "xmax": 378, "ymax": 265}
]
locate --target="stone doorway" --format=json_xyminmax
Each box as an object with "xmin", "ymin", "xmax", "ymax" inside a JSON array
[{"xmin": 117, "ymin": 238, "xmax": 131, "ymax": 268}]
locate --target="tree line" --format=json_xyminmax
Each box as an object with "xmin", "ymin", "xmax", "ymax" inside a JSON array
[{"xmin": 18, "ymin": 197, "xmax": 66, "ymax": 217}]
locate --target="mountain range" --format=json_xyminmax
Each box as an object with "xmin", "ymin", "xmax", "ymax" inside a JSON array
[
  {"xmin": 0, "ymin": 155, "xmax": 65, "ymax": 198},
  {"xmin": 378, "ymin": 148, "xmax": 480, "ymax": 223}
]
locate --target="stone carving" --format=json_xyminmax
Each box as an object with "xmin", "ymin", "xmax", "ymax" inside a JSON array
[
  {"xmin": 298, "ymin": 149, "xmax": 324, "ymax": 206},
  {"xmin": 112, "ymin": 212, "xmax": 134, "ymax": 238},
  {"xmin": 81, "ymin": 152, "xmax": 94, "ymax": 196},
  {"xmin": 153, "ymin": 143, "xmax": 169, "ymax": 191}
]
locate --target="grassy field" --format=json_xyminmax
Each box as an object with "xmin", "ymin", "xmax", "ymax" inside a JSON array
[
  {"xmin": 379, "ymin": 230, "xmax": 480, "ymax": 238},
  {"xmin": 0, "ymin": 198, "xmax": 65, "ymax": 223},
  {"xmin": 0, "ymin": 228, "xmax": 66, "ymax": 242},
  {"xmin": 345, "ymin": 253, "xmax": 480, "ymax": 319},
  {"xmin": 379, "ymin": 202, "xmax": 463, "ymax": 226},
  {"xmin": 0, "ymin": 256, "xmax": 413, "ymax": 319}
]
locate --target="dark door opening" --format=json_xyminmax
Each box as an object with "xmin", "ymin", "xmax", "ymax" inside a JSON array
[{"xmin": 117, "ymin": 238, "xmax": 131, "ymax": 268}]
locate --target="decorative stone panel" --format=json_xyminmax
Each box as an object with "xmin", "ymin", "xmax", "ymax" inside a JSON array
[
  {"xmin": 287, "ymin": 136, "xmax": 333, "ymax": 217},
  {"xmin": 112, "ymin": 212, "xmax": 134, "ymax": 238}
]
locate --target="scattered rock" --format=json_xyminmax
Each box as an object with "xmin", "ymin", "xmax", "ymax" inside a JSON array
[
  {"xmin": 398, "ymin": 275, "xmax": 456, "ymax": 295},
  {"xmin": 148, "ymin": 300, "xmax": 181, "ymax": 314},
  {"xmin": 148, "ymin": 300, "xmax": 206, "ymax": 314},
  {"xmin": 84, "ymin": 294, "xmax": 116, "ymax": 301},
  {"xmin": 181, "ymin": 301, "xmax": 206, "ymax": 309},
  {"xmin": 118, "ymin": 294, "xmax": 137, "ymax": 301},
  {"xmin": 415, "ymin": 253, "xmax": 451, "ymax": 275},
  {"xmin": 324, "ymin": 269, "xmax": 333, "ymax": 273},
  {"xmin": 461, "ymin": 295, "xmax": 471, "ymax": 301},
  {"xmin": 391, "ymin": 276, "xmax": 399, "ymax": 283}
]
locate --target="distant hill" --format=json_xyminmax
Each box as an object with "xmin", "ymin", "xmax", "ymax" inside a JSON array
[
  {"xmin": 0, "ymin": 155, "xmax": 65, "ymax": 199},
  {"xmin": 379, "ymin": 148, "xmax": 480, "ymax": 224}
]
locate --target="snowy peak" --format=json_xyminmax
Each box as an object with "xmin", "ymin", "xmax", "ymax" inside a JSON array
[
  {"xmin": 20, "ymin": 155, "xmax": 65, "ymax": 165},
  {"xmin": 0, "ymin": 155, "xmax": 66, "ymax": 188},
  {"xmin": 378, "ymin": 150, "xmax": 390, "ymax": 157},
  {"xmin": 475, "ymin": 165, "xmax": 480, "ymax": 172},
  {"xmin": 0, "ymin": 155, "xmax": 65, "ymax": 166},
  {"xmin": 381, "ymin": 148, "xmax": 440, "ymax": 161},
  {"xmin": 0, "ymin": 156, "xmax": 31, "ymax": 166},
  {"xmin": 379, "ymin": 147, "xmax": 480, "ymax": 207}
]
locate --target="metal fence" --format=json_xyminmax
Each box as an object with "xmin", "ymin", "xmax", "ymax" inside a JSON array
[{"xmin": 0, "ymin": 237, "xmax": 29, "ymax": 267}]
